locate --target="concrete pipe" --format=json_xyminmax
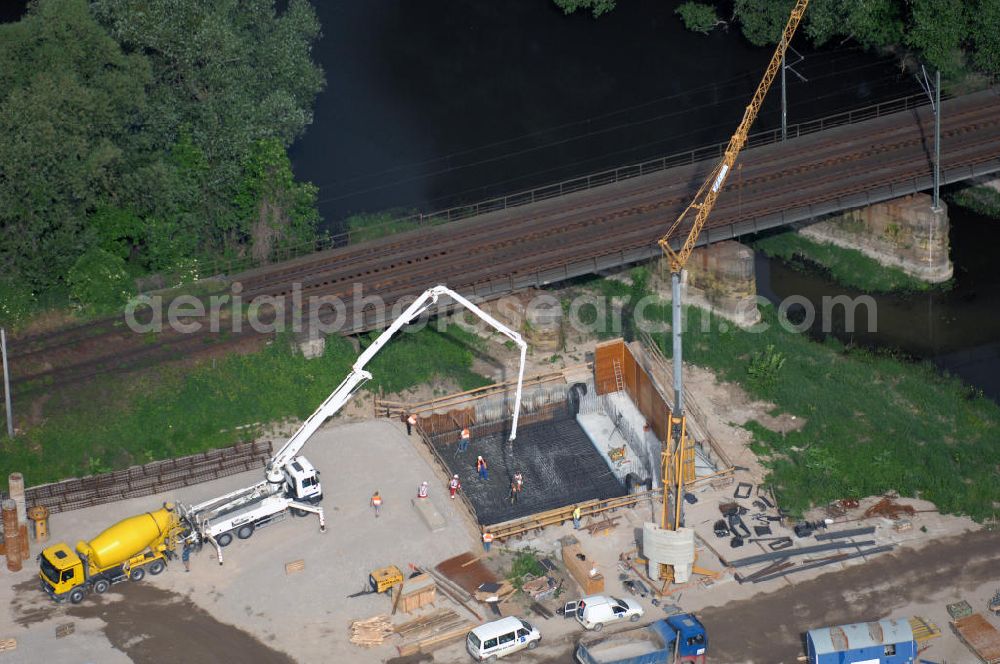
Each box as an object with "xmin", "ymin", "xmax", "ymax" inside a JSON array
[
  {"xmin": 2, "ymin": 499, "xmax": 21, "ymax": 572},
  {"xmin": 8, "ymin": 473, "xmax": 27, "ymax": 526},
  {"xmin": 18, "ymin": 524, "xmax": 28, "ymax": 560},
  {"xmin": 27, "ymin": 505, "xmax": 49, "ymax": 543}
]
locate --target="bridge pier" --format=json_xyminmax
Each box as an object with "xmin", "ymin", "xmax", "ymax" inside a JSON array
[
  {"xmin": 653, "ymin": 240, "xmax": 761, "ymax": 328},
  {"xmin": 799, "ymin": 193, "xmax": 953, "ymax": 283},
  {"xmin": 481, "ymin": 290, "xmax": 564, "ymax": 353}
]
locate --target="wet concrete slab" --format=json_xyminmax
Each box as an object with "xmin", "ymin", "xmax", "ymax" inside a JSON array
[{"xmin": 431, "ymin": 412, "xmax": 627, "ymax": 525}]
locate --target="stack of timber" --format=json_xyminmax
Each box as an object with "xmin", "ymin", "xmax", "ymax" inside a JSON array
[
  {"xmin": 350, "ymin": 615, "xmax": 393, "ymax": 647},
  {"xmin": 396, "ymin": 620, "xmax": 476, "ymax": 657},
  {"xmin": 394, "ymin": 609, "xmax": 464, "ymax": 640}
]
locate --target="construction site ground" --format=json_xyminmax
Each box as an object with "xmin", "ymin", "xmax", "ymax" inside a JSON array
[
  {"xmin": 2, "ymin": 417, "xmax": 997, "ymax": 663},
  {"xmin": 1, "ymin": 420, "xmax": 479, "ymax": 664}
]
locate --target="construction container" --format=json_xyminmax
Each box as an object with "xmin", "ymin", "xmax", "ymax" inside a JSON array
[{"xmin": 806, "ymin": 619, "xmax": 916, "ymax": 664}]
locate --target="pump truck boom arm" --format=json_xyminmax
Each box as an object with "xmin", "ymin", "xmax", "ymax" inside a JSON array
[{"xmin": 266, "ymin": 285, "xmax": 527, "ymax": 485}]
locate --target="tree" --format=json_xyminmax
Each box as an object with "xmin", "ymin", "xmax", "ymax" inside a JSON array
[
  {"xmin": 733, "ymin": 0, "xmax": 795, "ymax": 47},
  {"xmin": 675, "ymin": 2, "xmax": 721, "ymax": 35},
  {"xmin": 551, "ymin": 0, "xmax": 616, "ymax": 18},
  {"xmin": 733, "ymin": 0, "xmax": 904, "ymax": 51},
  {"xmin": 91, "ymin": 0, "xmax": 324, "ymax": 171},
  {"xmin": 905, "ymin": 0, "xmax": 967, "ymax": 77},
  {"xmin": 0, "ymin": 0, "xmax": 152, "ymax": 289},
  {"xmin": 233, "ymin": 139, "xmax": 320, "ymax": 264},
  {"xmin": 970, "ymin": 0, "xmax": 1000, "ymax": 74},
  {"xmin": 91, "ymin": 0, "xmax": 325, "ymax": 260}
]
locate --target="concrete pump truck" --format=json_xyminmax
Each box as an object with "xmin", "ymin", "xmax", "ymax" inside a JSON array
[{"xmin": 38, "ymin": 285, "xmax": 528, "ymax": 603}]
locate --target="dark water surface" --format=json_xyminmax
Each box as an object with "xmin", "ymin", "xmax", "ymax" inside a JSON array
[
  {"xmin": 293, "ymin": 0, "xmax": 920, "ymax": 227},
  {"xmin": 296, "ymin": 2, "xmax": 1000, "ymax": 398},
  {"xmin": 756, "ymin": 204, "xmax": 1000, "ymax": 402}
]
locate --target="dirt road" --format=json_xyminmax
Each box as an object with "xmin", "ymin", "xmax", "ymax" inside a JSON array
[{"xmin": 537, "ymin": 529, "xmax": 1000, "ymax": 663}]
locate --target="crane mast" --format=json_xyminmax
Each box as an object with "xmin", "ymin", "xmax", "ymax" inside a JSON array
[{"xmin": 656, "ymin": 0, "xmax": 809, "ymax": 533}]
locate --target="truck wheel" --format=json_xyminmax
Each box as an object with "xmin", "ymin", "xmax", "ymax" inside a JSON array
[
  {"xmin": 93, "ymin": 579, "xmax": 110, "ymax": 594},
  {"xmin": 129, "ymin": 567, "xmax": 146, "ymax": 582},
  {"xmin": 236, "ymin": 524, "xmax": 254, "ymax": 540},
  {"xmin": 69, "ymin": 588, "xmax": 85, "ymax": 604},
  {"xmin": 292, "ymin": 508, "xmax": 309, "ymax": 518},
  {"xmin": 630, "ymin": 613, "xmax": 641, "ymax": 622},
  {"xmin": 527, "ymin": 640, "xmax": 538, "ymax": 650},
  {"xmin": 216, "ymin": 532, "xmax": 233, "ymax": 547},
  {"xmin": 593, "ymin": 622, "xmax": 604, "ymax": 632},
  {"xmin": 148, "ymin": 560, "xmax": 165, "ymax": 575}
]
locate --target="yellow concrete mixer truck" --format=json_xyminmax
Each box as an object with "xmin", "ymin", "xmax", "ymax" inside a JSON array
[{"xmin": 38, "ymin": 503, "xmax": 186, "ymax": 604}]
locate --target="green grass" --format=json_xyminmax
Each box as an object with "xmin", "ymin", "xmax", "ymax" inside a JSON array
[
  {"xmin": 346, "ymin": 212, "xmax": 422, "ymax": 243},
  {"xmin": 752, "ymin": 231, "xmax": 935, "ymax": 293},
  {"xmin": 0, "ymin": 325, "xmax": 490, "ymax": 491},
  {"xmin": 950, "ymin": 185, "xmax": 1000, "ymax": 219},
  {"xmin": 580, "ymin": 277, "xmax": 1000, "ymax": 521}
]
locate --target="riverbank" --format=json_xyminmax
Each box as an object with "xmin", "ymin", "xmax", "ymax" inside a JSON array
[
  {"xmin": 751, "ymin": 230, "xmax": 939, "ymax": 293},
  {"xmin": 575, "ymin": 273, "xmax": 1000, "ymax": 521}
]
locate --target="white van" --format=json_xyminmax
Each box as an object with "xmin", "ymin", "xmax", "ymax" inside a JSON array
[
  {"xmin": 562, "ymin": 595, "xmax": 644, "ymax": 631},
  {"xmin": 466, "ymin": 616, "xmax": 541, "ymax": 661}
]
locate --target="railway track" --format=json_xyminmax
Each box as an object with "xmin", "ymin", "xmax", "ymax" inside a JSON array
[{"xmin": 7, "ymin": 88, "xmax": 1000, "ymax": 395}]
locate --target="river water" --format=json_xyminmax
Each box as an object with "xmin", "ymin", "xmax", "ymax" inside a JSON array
[
  {"xmin": 757, "ymin": 202, "xmax": 1000, "ymax": 402},
  {"xmin": 295, "ymin": 2, "xmax": 999, "ymax": 399},
  {"xmin": 294, "ymin": 0, "xmax": 920, "ymax": 224}
]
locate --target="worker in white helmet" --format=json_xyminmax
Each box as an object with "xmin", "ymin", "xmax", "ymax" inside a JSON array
[
  {"xmin": 417, "ymin": 481, "xmax": 429, "ymax": 499},
  {"xmin": 449, "ymin": 474, "xmax": 462, "ymax": 499}
]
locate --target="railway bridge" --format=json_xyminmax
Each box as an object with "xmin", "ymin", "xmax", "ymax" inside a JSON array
[
  {"xmin": 11, "ymin": 88, "xmax": 1000, "ymax": 390},
  {"xmin": 248, "ymin": 87, "xmax": 1000, "ymax": 325}
]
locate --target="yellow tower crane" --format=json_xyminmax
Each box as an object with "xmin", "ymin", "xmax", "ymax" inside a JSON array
[{"xmin": 656, "ymin": 0, "xmax": 809, "ymax": 539}]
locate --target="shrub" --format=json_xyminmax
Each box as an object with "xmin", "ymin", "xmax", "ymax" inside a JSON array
[
  {"xmin": 747, "ymin": 344, "xmax": 786, "ymax": 390},
  {"xmin": 66, "ymin": 247, "xmax": 134, "ymax": 314},
  {"xmin": 0, "ymin": 278, "xmax": 35, "ymax": 328}
]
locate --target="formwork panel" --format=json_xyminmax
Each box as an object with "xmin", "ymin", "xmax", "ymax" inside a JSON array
[{"xmin": 429, "ymin": 409, "xmax": 627, "ymax": 525}]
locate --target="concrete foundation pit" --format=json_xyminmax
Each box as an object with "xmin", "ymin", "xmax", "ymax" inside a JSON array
[{"xmin": 430, "ymin": 407, "xmax": 628, "ymax": 525}]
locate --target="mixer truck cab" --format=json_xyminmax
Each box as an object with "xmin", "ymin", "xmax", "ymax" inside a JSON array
[{"xmin": 38, "ymin": 505, "xmax": 181, "ymax": 604}]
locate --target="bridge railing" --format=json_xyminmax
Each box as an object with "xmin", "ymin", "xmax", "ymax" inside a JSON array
[{"xmin": 178, "ymin": 91, "xmax": 939, "ymax": 284}]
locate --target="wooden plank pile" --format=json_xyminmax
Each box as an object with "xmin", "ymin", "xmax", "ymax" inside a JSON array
[
  {"xmin": 396, "ymin": 620, "xmax": 476, "ymax": 657},
  {"xmin": 394, "ymin": 609, "xmax": 462, "ymax": 640},
  {"xmin": 349, "ymin": 615, "xmax": 393, "ymax": 648}
]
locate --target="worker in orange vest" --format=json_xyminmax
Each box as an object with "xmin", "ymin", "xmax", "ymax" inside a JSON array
[
  {"xmin": 371, "ymin": 491, "xmax": 382, "ymax": 518},
  {"xmin": 482, "ymin": 530, "xmax": 494, "ymax": 552},
  {"xmin": 458, "ymin": 426, "xmax": 471, "ymax": 452},
  {"xmin": 449, "ymin": 474, "xmax": 462, "ymax": 499},
  {"xmin": 406, "ymin": 413, "xmax": 417, "ymax": 435},
  {"xmin": 476, "ymin": 455, "xmax": 488, "ymax": 480}
]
